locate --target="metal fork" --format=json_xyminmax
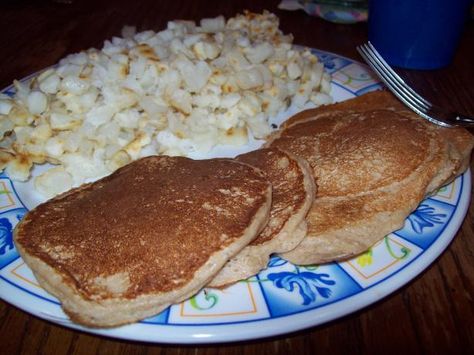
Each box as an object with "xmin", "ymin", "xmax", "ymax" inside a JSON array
[{"xmin": 356, "ymin": 41, "xmax": 474, "ymax": 127}]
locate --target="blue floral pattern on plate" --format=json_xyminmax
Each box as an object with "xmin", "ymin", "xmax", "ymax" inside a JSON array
[
  {"xmin": 395, "ymin": 199, "xmax": 455, "ymax": 249},
  {"xmin": 267, "ymin": 266, "xmax": 335, "ymax": 305},
  {"xmin": 0, "ymin": 217, "xmax": 13, "ymax": 255},
  {"xmin": 408, "ymin": 203, "xmax": 447, "ymax": 234},
  {"xmin": 0, "ymin": 208, "xmax": 26, "ymax": 268},
  {"xmin": 312, "ymin": 49, "xmax": 352, "ymax": 73},
  {"xmin": 258, "ymin": 257, "xmax": 362, "ymax": 317}
]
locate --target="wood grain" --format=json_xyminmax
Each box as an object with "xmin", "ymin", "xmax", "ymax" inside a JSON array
[{"xmin": 1, "ymin": 0, "xmax": 473, "ymax": 353}]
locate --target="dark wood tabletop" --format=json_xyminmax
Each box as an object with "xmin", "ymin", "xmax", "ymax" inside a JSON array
[{"xmin": 1, "ymin": 0, "xmax": 473, "ymax": 354}]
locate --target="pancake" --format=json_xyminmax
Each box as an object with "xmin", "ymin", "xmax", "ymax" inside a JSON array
[
  {"xmin": 13, "ymin": 155, "xmax": 272, "ymax": 327},
  {"xmin": 267, "ymin": 90, "xmax": 474, "ymax": 264},
  {"xmin": 208, "ymin": 148, "xmax": 315, "ymax": 288}
]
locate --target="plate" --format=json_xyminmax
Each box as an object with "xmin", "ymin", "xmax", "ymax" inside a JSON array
[{"xmin": 0, "ymin": 49, "xmax": 471, "ymax": 343}]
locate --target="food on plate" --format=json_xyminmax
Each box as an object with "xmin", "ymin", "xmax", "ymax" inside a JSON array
[
  {"xmin": 208, "ymin": 148, "xmax": 315, "ymax": 288},
  {"xmin": 267, "ymin": 90, "xmax": 474, "ymax": 264},
  {"xmin": 13, "ymin": 155, "xmax": 272, "ymax": 327},
  {"xmin": 11, "ymin": 89, "xmax": 474, "ymax": 328},
  {"xmin": 0, "ymin": 11, "xmax": 332, "ymax": 198}
]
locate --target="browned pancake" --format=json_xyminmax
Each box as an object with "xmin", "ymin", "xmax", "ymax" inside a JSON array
[
  {"xmin": 208, "ymin": 148, "xmax": 315, "ymax": 287},
  {"xmin": 14, "ymin": 155, "xmax": 272, "ymax": 327},
  {"xmin": 281, "ymin": 89, "xmax": 406, "ymax": 129},
  {"xmin": 267, "ymin": 90, "xmax": 474, "ymax": 264}
]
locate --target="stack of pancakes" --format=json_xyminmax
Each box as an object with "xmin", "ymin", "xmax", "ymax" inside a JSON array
[
  {"xmin": 14, "ymin": 90, "xmax": 474, "ymax": 328},
  {"xmin": 267, "ymin": 90, "xmax": 474, "ymax": 264}
]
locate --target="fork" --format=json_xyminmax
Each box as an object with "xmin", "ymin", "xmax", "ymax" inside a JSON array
[{"xmin": 356, "ymin": 41, "xmax": 474, "ymax": 127}]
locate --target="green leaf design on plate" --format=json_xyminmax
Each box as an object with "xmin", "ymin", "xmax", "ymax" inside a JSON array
[
  {"xmin": 189, "ymin": 289, "xmax": 219, "ymax": 310},
  {"xmin": 385, "ymin": 237, "xmax": 410, "ymax": 260}
]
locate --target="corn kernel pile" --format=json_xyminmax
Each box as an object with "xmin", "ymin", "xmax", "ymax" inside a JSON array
[{"xmin": 0, "ymin": 11, "xmax": 331, "ymax": 198}]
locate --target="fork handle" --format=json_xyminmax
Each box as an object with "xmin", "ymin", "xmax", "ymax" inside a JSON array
[{"xmin": 454, "ymin": 114, "xmax": 474, "ymax": 126}]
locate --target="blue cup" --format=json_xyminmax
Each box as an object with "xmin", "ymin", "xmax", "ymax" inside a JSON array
[{"xmin": 368, "ymin": 0, "xmax": 472, "ymax": 69}]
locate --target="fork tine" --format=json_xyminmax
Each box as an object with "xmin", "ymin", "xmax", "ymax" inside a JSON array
[
  {"xmin": 357, "ymin": 45, "xmax": 413, "ymax": 104},
  {"xmin": 357, "ymin": 45, "xmax": 452, "ymax": 127},
  {"xmin": 365, "ymin": 42, "xmax": 432, "ymax": 110},
  {"xmin": 358, "ymin": 45, "xmax": 428, "ymax": 112}
]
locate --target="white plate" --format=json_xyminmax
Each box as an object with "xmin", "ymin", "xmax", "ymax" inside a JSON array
[{"xmin": 0, "ymin": 49, "xmax": 471, "ymax": 343}]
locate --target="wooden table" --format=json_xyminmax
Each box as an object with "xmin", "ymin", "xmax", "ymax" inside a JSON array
[{"xmin": 1, "ymin": 0, "xmax": 473, "ymax": 353}]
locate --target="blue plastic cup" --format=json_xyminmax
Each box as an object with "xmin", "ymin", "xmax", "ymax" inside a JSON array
[{"xmin": 368, "ymin": 0, "xmax": 472, "ymax": 69}]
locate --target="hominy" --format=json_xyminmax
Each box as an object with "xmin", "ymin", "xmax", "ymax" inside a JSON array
[{"xmin": 0, "ymin": 11, "xmax": 332, "ymax": 198}]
